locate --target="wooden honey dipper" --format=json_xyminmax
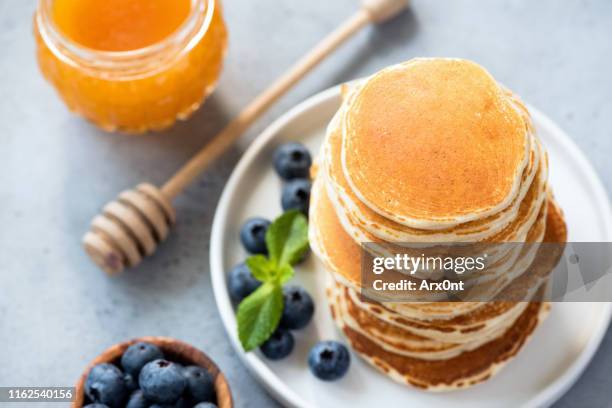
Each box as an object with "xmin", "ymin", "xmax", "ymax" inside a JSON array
[{"xmin": 83, "ymin": 0, "xmax": 409, "ymax": 274}]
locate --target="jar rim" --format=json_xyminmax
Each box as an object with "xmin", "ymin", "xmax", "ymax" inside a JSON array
[{"xmin": 36, "ymin": 0, "xmax": 215, "ymax": 75}]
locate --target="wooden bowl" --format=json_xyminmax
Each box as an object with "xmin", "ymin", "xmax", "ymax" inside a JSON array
[{"xmin": 72, "ymin": 336, "xmax": 233, "ymax": 407}]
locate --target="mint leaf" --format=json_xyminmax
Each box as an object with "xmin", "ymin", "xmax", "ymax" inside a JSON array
[
  {"xmin": 236, "ymin": 210, "xmax": 308, "ymax": 352},
  {"xmin": 246, "ymin": 255, "xmax": 276, "ymax": 282},
  {"xmin": 266, "ymin": 210, "xmax": 309, "ymax": 267},
  {"xmin": 237, "ymin": 281, "xmax": 283, "ymax": 351},
  {"xmin": 246, "ymin": 254, "xmax": 295, "ymax": 284},
  {"xmin": 277, "ymin": 263, "xmax": 294, "ymax": 284}
]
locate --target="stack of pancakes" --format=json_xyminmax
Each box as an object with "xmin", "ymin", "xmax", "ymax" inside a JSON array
[{"xmin": 308, "ymin": 58, "xmax": 568, "ymax": 390}]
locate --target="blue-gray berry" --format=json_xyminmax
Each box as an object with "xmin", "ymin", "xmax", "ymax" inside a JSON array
[
  {"xmin": 182, "ymin": 365, "xmax": 215, "ymax": 403},
  {"xmin": 139, "ymin": 360, "xmax": 187, "ymax": 405},
  {"xmin": 121, "ymin": 342, "xmax": 164, "ymax": 378},
  {"xmin": 228, "ymin": 263, "xmax": 261, "ymax": 302},
  {"xmin": 308, "ymin": 341, "xmax": 350, "ymax": 381},
  {"xmin": 273, "ymin": 142, "xmax": 312, "ymax": 180},
  {"xmin": 260, "ymin": 330, "xmax": 294, "ymax": 360},
  {"xmin": 279, "ymin": 286, "xmax": 314, "ymax": 330},
  {"xmin": 240, "ymin": 218, "xmax": 271, "ymax": 254},
  {"xmin": 85, "ymin": 363, "xmax": 129, "ymax": 408},
  {"xmin": 281, "ymin": 179, "xmax": 311, "ymax": 215}
]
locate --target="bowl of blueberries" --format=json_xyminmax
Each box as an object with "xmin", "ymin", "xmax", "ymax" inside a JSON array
[{"xmin": 73, "ymin": 337, "xmax": 232, "ymax": 408}]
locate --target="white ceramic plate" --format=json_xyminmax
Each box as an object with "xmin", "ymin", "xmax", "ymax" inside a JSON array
[{"xmin": 210, "ymin": 85, "xmax": 612, "ymax": 408}]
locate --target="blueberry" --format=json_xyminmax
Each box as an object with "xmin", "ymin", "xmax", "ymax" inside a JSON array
[
  {"xmin": 260, "ymin": 329, "xmax": 294, "ymax": 360},
  {"xmin": 281, "ymin": 179, "xmax": 311, "ymax": 214},
  {"xmin": 85, "ymin": 363, "xmax": 129, "ymax": 408},
  {"xmin": 121, "ymin": 342, "xmax": 164, "ymax": 378},
  {"xmin": 84, "ymin": 404, "xmax": 110, "ymax": 408},
  {"xmin": 280, "ymin": 286, "xmax": 314, "ymax": 330},
  {"xmin": 273, "ymin": 142, "xmax": 312, "ymax": 180},
  {"xmin": 240, "ymin": 217, "xmax": 271, "ymax": 254},
  {"xmin": 308, "ymin": 341, "xmax": 351, "ymax": 381},
  {"xmin": 126, "ymin": 390, "xmax": 149, "ymax": 408},
  {"xmin": 193, "ymin": 403, "xmax": 217, "ymax": 408},
  {"xmin": 228, "ymin": 262, "xmax": 262, "ymax": 302},
  {"xmin": 139, "ymin": 359, "xmax": 187, "ymax": 405},
  {"xmin": 182, "ymin": 365, "xmax": 215, "ymax": 403},
  {"xmin": 123, "ymin": 373, "xmax": 138, "ymax": 392}
]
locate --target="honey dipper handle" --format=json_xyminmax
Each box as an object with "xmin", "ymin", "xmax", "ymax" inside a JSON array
[{"xmin": 161, "ymin": 0, "xmax": 408, "ymax": 199}]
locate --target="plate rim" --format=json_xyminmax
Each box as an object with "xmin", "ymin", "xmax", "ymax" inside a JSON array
[{"xmin": 210, "ymin": 84, "xmax": 612, "ymax": 408}]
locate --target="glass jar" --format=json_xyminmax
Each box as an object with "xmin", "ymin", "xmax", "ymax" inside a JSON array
[{"xmin": 34, "ymin": 0, "xmax": 228, "ymax": 133}]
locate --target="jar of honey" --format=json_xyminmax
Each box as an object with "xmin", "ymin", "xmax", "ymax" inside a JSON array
[{"xmin": 34, "ymin": 0, "xmax": 228, "ymax": 133}]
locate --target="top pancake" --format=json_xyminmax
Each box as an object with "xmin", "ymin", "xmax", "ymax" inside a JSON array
[
  {"xmin": 325, "ymin": 92, "xmax": 542, "ymax": 243},
  {"xmin": 342, "ymin": 58, "xmax": 529, "ymax": 228}
]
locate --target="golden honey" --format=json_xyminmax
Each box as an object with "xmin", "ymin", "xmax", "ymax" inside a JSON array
[{"xmin": 34, "ymin": 0, "xmax": 228, "ymax": 133}]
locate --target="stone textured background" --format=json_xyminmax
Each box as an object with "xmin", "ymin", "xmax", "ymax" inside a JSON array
[{"xmin": 1, "ymin": 0, "xmax": 610, "ymax": 407}]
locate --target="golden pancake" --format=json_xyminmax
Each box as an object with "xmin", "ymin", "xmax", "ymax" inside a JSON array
[
  {"xmin": 324, "ymin": 82, "xmax": 541, "ymax": 243},
  {"xmin": 310, "ymin": 174, "xmax": 549, "ymax": 305},
  {"xmin": 328, "ymin": 197, "xmax": 564, "ymax": 326},
  {"xmin": 344, "ymin": 286, "xmax": 529, "ymax": 345},
  {"xmin": 330, "ymin": 285, "xmax": 549, "ymax": 390},
  {"xmin": 322, "ymin": 127, "xmax": 548, "ymax": 285},
  {"xmin": 323, "ymin": 203, "xmax": 567, "ymax": 390},
  {"xmin": 342, "ymin": 59, "xmax": 530, "ymax": 228},
  {"xmin": 324, "ymin": 154, "xmax": 546, "ymax": 265},
  {"xmin": 378, "ymin": 199, "xmax": 548, "ymax": 308}
]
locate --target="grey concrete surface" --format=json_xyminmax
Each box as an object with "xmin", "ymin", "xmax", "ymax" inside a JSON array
[{"xmin": 1, "ymin": 0, "xmax": 611, "ymax": 407}]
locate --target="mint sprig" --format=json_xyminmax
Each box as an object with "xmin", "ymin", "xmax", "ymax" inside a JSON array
[
  {"xmin": 237, "ymin": 210, "xmax": 309, "ymax": 351},
  {"xmin": 237, "ymin": 282, "xmax": 283, "ymax": 351},
  {"xmin": 266, "ymin": 210, "xmax": 309, "ymax": 266}
]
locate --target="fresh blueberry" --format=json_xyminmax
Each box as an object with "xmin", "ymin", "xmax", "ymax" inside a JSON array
[
  {"xmin": 228, "ymin": 262, "xmax": 261, "ymax": 302},
  {"xmin": 126, "ymin": 390, "xmax": 149, "ymax": 408},
  {"xmin": 273, "ymin": 142, "xmax": 312, "ymax": 180},
  {"xmin": 84, "ymin": 404, "xmax": 110, "ymax": 408},
  {"xmin": 139, "ymin": 359, "xmax": 187, "ymax": 405},
  {"xmin": 182, "ymin": 365, "xmax": 215, "ymax": 403},
  {"xmin": 121, "ymin": 342, "xmax": 164, "ymax": 377},
  {"xmin": 85, "ymin": 363, "xmax": 129, "ymax": 408},
  {"xmin": 123, "ymin": 373, "xmax": 138, "ymax": 392},
  {"xmin": 260, "ymin": 329, "xmax": 294, "ymax": 360},
  {"xmin": 280, "ymin": 285, "xmax": 314, "ymax": 330},
  {"xmin": 240, "ymin": 217, "xmax": 271, "ymax": 254},
  {"xmin": 193, "ymin": 403, "xmax": 217, "ymax": 408},
  {"xmin": 281, "ymin": 179, "xmax": 311, "ymax": 214},
  {"xmin": 308, "ymin": 341, "xmax": 351, "ymax": 381}
]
